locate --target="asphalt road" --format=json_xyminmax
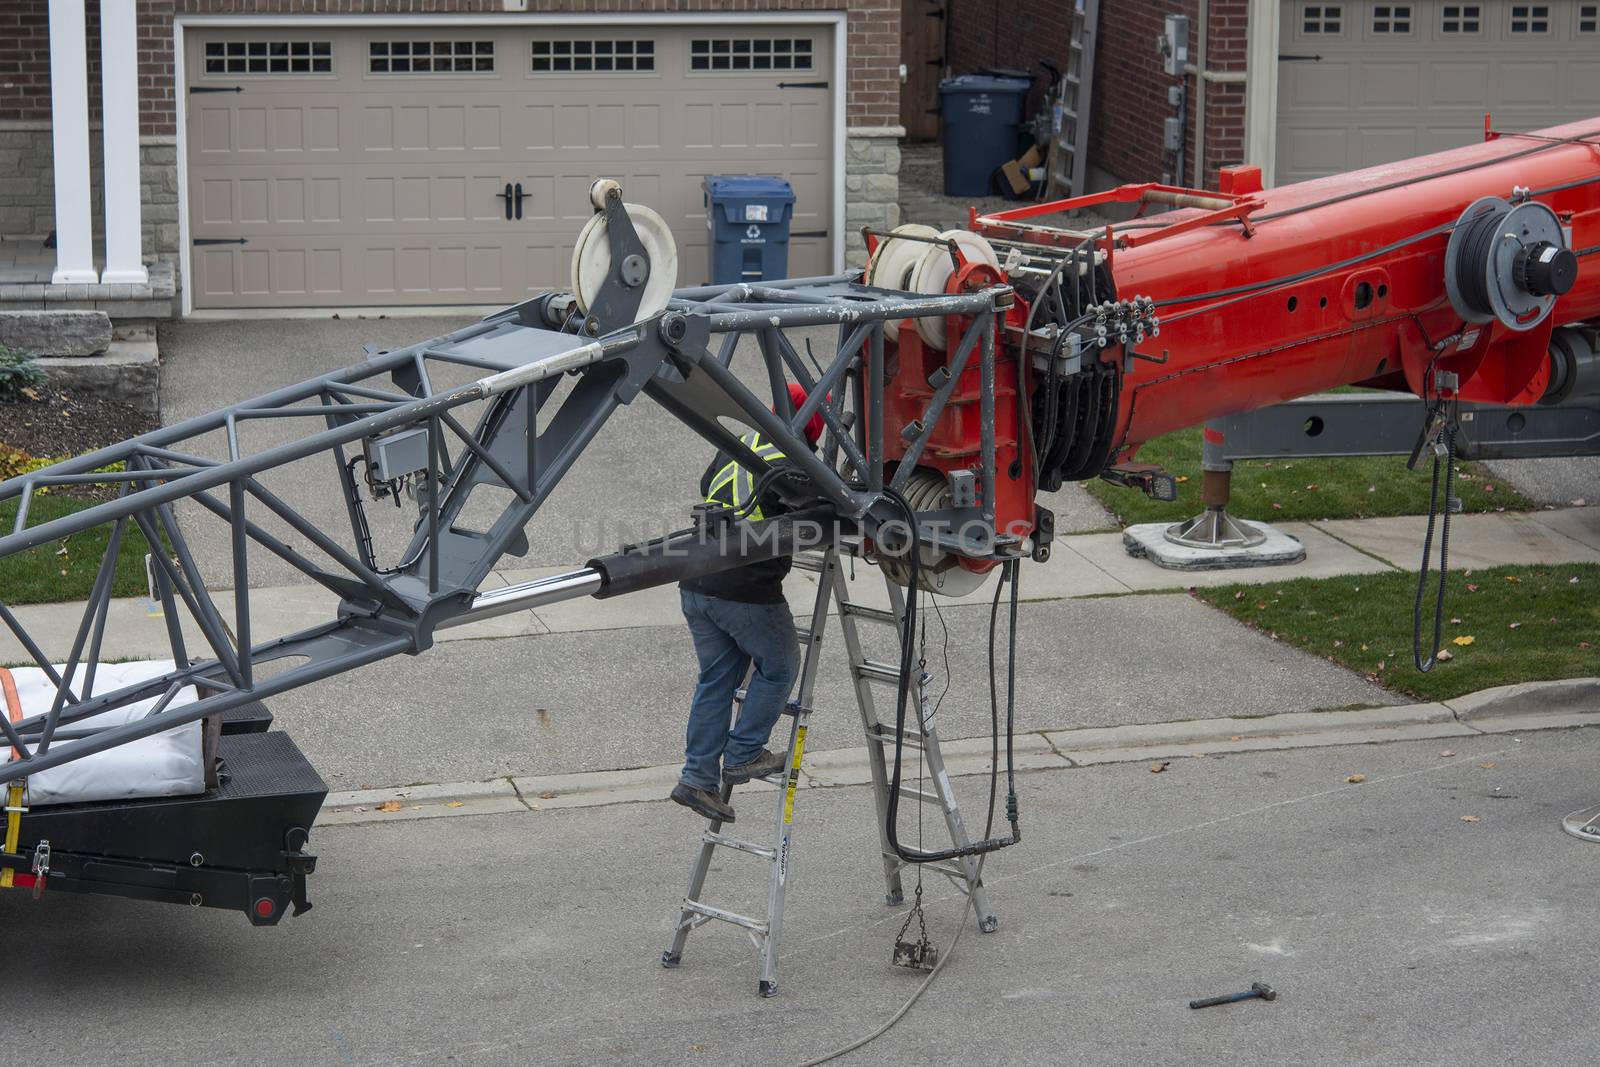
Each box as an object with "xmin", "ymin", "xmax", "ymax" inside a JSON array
[{"xmin": 11, "ymin": 728, "xmax": 1600, "ymax": 1066}]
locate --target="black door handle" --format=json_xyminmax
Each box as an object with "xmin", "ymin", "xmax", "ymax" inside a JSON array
[
  {"xmin": 495, "ymin": 182, "xmax": 513, "ymax": 221},
  {"xmin": 514, "ymin": 182, "xmax": 525, "ymax": 221}
]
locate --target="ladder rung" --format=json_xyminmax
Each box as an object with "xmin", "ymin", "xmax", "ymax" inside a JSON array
[
  {"xmin": 898, "ymin": 786, "xmax": 942, "ymax": 805},
  {"xmin": 866, "ymin": 724, "xmax": 927, "ymax": 748},
  {"xmin": 681, "ymin": 899, "xmax": 768, "ymax": 933},
  {"xmin": 703, "ymin": 831, "xmax": 777, "ymax": 860},
  {"xmin": 841, "ymin": 603, "xmax": 898, "ymax": 626},
  {"xmin": 854, "ymin": 660, "xmax": 905, "ymax": 684}
]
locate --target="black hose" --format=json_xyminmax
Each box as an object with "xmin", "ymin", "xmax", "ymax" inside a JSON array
[
  {"xmin": 881, "ymin": 487, "xmax": 1020, "ymax": 863},
  {"xmin": 1413, "ymin": 421, "xmax": 1456, "ymax": 673}
]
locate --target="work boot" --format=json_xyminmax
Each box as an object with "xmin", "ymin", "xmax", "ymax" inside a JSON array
[
  {"xmin": 670, "ymin": 782, "xmax": 735, "ymax": 823},
  {"xmin": 723, "ymin": 748, "xmax": 788, "ymax": 785}
]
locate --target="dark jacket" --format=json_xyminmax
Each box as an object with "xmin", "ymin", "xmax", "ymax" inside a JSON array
[{"xmin": 679, "ymin": 443, "xmax": 798, "ymax": 605}]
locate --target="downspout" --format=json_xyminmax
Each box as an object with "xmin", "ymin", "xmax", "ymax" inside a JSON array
[{"xmin": 1192, "ymin": 0, "xmax": 1207, "ymax": 188}]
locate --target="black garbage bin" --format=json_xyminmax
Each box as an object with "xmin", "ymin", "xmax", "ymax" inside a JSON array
[{"xmin": 939, "ymin": 75, "xmax": 1032, "ymax": 197}]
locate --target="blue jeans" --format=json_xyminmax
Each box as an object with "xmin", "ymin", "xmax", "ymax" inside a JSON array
[{"xmin": 679, "ymin": 588, "xmax": 801, "ymax": 791}]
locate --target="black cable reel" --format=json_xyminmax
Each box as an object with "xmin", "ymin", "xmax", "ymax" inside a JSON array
[{"xmin": 1444, "ymin": 194, "xmax": 1577, "ymax": 331}]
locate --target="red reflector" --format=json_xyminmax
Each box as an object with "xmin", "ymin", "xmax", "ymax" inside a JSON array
[
  {"xmin": 254, "ymin": 897, "xmax": 275, "ymax": 918},
  {"xmin": 12, "ymin": 874, "xmax": 35, "ymax": 889}
]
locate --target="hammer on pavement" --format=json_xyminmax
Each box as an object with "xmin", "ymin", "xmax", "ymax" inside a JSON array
[{"xmin": 1189, "ymin": 982, "xmax": 1277, "ymax": 1010}]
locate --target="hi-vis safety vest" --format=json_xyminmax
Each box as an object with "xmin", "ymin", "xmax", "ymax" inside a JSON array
[{"xmin": 705, "ymin": 432, "xmax": 787, "ymax": 522}]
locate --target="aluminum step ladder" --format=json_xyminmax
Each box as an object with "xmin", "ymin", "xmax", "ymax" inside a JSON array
[{"xmin": 661, "ymin": 545, "xmax": 996, "ymax": 997}]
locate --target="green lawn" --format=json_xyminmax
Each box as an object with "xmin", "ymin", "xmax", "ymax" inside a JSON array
[
  {"xmin": 1, "ymin": 495, "xmax": 161, "ymax": 606},
  {"xmin": 1086, "ymin": 426, "xmax": 1535, "ymax": 526},
  {"xmin": 1193, "ymin": 564, "xmax": 1600, "ymax": 702}
]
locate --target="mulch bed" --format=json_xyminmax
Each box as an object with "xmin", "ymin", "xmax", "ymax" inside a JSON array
[{"xmin": 0, "ymin": 385, "xmax": 156, "ymax": 460}]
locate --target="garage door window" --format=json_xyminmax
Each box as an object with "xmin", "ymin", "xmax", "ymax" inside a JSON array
[
  {"xmin": 689, "ymin": 37, "xmax": 813, "ymax": 72},
  {"xmin": 1580, "ymin": 5, "xmax": 1598, "ymax": 33},
  {"xmin": 1371, "ymin": 4, "xmax": 1412, "ymax": 33},
  {"xmin": 204, "ymin": 40, "xmax": 332, "ymax": 75},
  {"xmin": 1300, "ymin": 5, "xmax": 1343, "ymax": 34},
  {"xmin": 369, "ymin": 40, "xmax": 494, "ymax": 74},
  {"xmin": 1439, "ymin": 4, "xmax": 1481, "ymax": 33},
  {"xmin": 1508, "ymin": 4, "xmax": 1550, "ymax": 33},
  {"xmin": 532, "ymin": 39, "xmax": 655, "ymax": 73}
]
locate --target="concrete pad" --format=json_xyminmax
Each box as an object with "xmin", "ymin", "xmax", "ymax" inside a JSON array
[
  {"xmin": 1527, "ymin": 506, "xmax": 1600, "ymax": 552},
  {"xmin": 1122, "ymin": 519, "xmax": 1306, "ymax": 571},
  {"xmin": 1066, "ymin": 522, "xmax": 1393, "ymax": 591},
  {"xmin": 1445, "ymin": 677, "xmax": 1600, "ymax": 722},
  {"xmin": 1315, "ymin": 511, "xmax": 1600, "ymax": 571}
]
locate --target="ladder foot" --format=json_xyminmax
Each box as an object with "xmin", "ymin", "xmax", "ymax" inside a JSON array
[
  {"xmin": 885, "ymin": 890, "xmax": 903, "ymax": 906},
  {"xmin": 661, "ymin": 951, "xmax": 682, "ymax": 969},
  {"xmin": 979, "ymin": 915, "xmax": 999, "ymax": 934},
  {"xmin": 759, "ymin": 980, "xmax": 778, "ymax": 998}
]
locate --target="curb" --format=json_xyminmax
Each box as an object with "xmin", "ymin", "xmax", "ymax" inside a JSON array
[{"xmin": 317, "ymin": 682, "xmax": 1600, "ymax": 826}]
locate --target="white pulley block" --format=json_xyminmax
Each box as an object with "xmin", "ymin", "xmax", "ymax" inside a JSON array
[
  {"xmin": 909, "ymin": 230, "xmax": 1000, "ymax": 351},
  {"xmin": 569, "ymin": 201, "xmax": 679, "ymax": 321},
  {"xmin": 865, "ymin": 224, "xmax": 941, "ymax": 334}
]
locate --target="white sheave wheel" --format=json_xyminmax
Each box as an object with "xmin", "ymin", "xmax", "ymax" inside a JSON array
[
  {"xmin": 570, "ymin": 202, "xmax": 679, "ymax": 321},
  {"xmin": 909, "ymin": 230, "xmax": 1000, "ymax": 351},
  {"xmin": 866, "ymin": 224, "xmax": 942, "ymax": 335}
]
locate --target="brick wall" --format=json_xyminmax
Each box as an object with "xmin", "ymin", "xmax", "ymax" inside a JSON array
[
  {"xmin": 2, "ymin": 0, "xmax": 900, "ymax": 136},
  {"xmin": 1088, "ymin": 0, "xmax": 1247, "ymax": 189},
  {"xmin": 945, "ymin": 0, "xmax": 1074, "ymax": 116}
]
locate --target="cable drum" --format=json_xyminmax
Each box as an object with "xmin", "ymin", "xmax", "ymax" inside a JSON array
[{"xmin": 1444, "ymin": 196, "xmax": 1576, "ymax": 331}]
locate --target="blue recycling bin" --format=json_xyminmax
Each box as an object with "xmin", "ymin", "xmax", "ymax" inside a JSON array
[
  {"xmin": 704, "ymin": 175, "xmax": 796, "ymax": 284},
  {"xmin": 939, "ymin": 75, "xmax": 1032, "ymax": 196}
]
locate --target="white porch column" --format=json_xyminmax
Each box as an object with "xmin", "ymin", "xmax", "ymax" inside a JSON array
[
  {"xmin": 47, "ymin": 0, "xmax": 97, "ymax": 284},
  {"xmin": 1244, "ymin": 0, "xmax": 1281, "ymax": 188},
  {"xmin": 98, "ymin": 0, "xmax": 147, "ymax": 285}
]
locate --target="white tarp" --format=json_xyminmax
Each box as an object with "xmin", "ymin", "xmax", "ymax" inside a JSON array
[{"xmin": 3, "ymin": 660, "xmax": 206, "ymax": 807}]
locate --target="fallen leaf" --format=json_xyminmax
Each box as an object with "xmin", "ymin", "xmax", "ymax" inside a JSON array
[
  {"xmin": 376, "ymin": 799, "xmax": 404, "ymax": 813},
  {"xmin": 19, "ymin": 386, "xmax": 39, "ymax": 401},
  {"xmin": 1305, "ymin": 483, "xmax": 1319, "ymax": 491},
  {"xmin": 1435, "ymin": 649, "xmax": 1454, "ymax": 661},
  {"xmin": 1453, "ymin": 635, "xmax": 1475, "ymax": 646},
  {"xmin": 1571, "ymin": 576, "xmax": 1581, "ymax": 584},
  {"xmin": 1571, "ymin": 499, "xmax": 1587, "ymax": 508},
  {"xmin": 1271, "ymin": 503, "xmax": 1283, "ymax": 510},
  {"xmin": 1503, "ymin": 575, "xmax": 1520, "ymax": 583},
  {"xmin": 1174, "ymin": 475, "xmax": 1189, "ymax": 483},
  {"xmin": 1333, "ymin": 639, "xmax": 1344, "ymax": 648},
  {"xmin": 446, "ymin": 800, "xmax": 465, "ymax": 808},
  {"xmin": 1346, "ymin": 774, "xmax": 1367, "ymax": 784},
  {"xmin": 540, "ymin": 790, "xmax": 559, "ymax": 799},
  {"xmin": 1483, "ymin": 484, "xmax": 1496, "ymax": 493},
  {"xmin": 1234, "ymin": 590, "xmax": 1245, "ymax": 600},
  {"xmin": 1150, "ymin": 761, "xmax": 1170, "ymax": 774},
  {"xmin": 1466, "ymin": 583, "xmax": 1480, "ymax": 592},
  {"xmin": 1582, "ymin": 642, "xmax": 1594, "ymax": 650},
  {"xmin": 1450, "ymin": 617, "xmax": 1462, "ymax": 624},
  {"xmin": 1459, "ymin": 815, "xmax": 1480, "ymax": 823},
  {"xmin": 1229, "ymin": 735, "xmax": 1243, "ymax": 742},
  {"xmin": 1477, "ymin": 762, "xmax": 1498, "ymax": 769},
  {"xmin": 1439, "ymin": 750, "xmax": 1456, "ymax": 758},
  {"xmin": 1367, "ymin": 485, "xmax": 1376, "ymax": 493},
  {"xmin": 689, "ymin": 1046, "xmax": 706, "ymax": 1054},
  {"xmin": 1508, "ymin": 622, "xmax": 1521, "ymax": 630}
]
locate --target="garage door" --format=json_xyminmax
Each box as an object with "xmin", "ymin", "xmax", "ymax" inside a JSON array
[
  {"xmin": 183, "ymin": 24, "xmax": 834, "ymax": 309},
  {"xmin": 1277, "ymin": 1, "xmax": 1600, "ymax": 183}
]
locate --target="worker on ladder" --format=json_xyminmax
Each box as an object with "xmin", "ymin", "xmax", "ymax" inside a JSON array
[{"xmin": 670, "ymin": 385, "xmax": 825, "ymax": 823}]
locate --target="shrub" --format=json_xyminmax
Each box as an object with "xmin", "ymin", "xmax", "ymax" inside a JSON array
[{"xmin": 0, "ymin": 345, "xmax": 46, "ymax": 402}]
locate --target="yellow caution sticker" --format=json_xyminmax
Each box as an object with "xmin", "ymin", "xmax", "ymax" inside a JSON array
[{"xmin": 783, "ymin": 726, "xmax": 807, "ymax": 825}]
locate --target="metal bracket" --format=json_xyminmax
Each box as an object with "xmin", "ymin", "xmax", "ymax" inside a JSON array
[{"xmin": 584, "ymin": 189, "xmax": 650, "ymax": 337}]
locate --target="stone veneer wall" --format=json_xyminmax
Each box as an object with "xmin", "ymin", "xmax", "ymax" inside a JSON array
[
  {"xmin": 0, "ymin": 123, "xmax": 182, "ymax": 270},
  {"xmin": 845, "ymin": 126, "xmax": 902, "ymax": 268}
]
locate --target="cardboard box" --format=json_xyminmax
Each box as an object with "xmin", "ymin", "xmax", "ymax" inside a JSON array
[{"xmin": 1000, "ymin": 145, "xmax": 1045, "ymax": 197}]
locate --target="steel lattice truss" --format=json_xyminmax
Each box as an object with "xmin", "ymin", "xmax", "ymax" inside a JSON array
[{"xmin": 0, "ymin": 273, "xmax": 1012, "ymax": 788}]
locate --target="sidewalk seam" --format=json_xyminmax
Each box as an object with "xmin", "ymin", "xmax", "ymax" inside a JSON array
[{"xmin": 1307, "ymin": 520, "xmax": 1405, "ymax": 570}]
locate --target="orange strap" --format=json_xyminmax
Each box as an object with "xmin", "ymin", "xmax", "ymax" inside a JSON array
[{"xmin": 0, "ymin": 668, "xmax": 18, "ymax": 760}]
